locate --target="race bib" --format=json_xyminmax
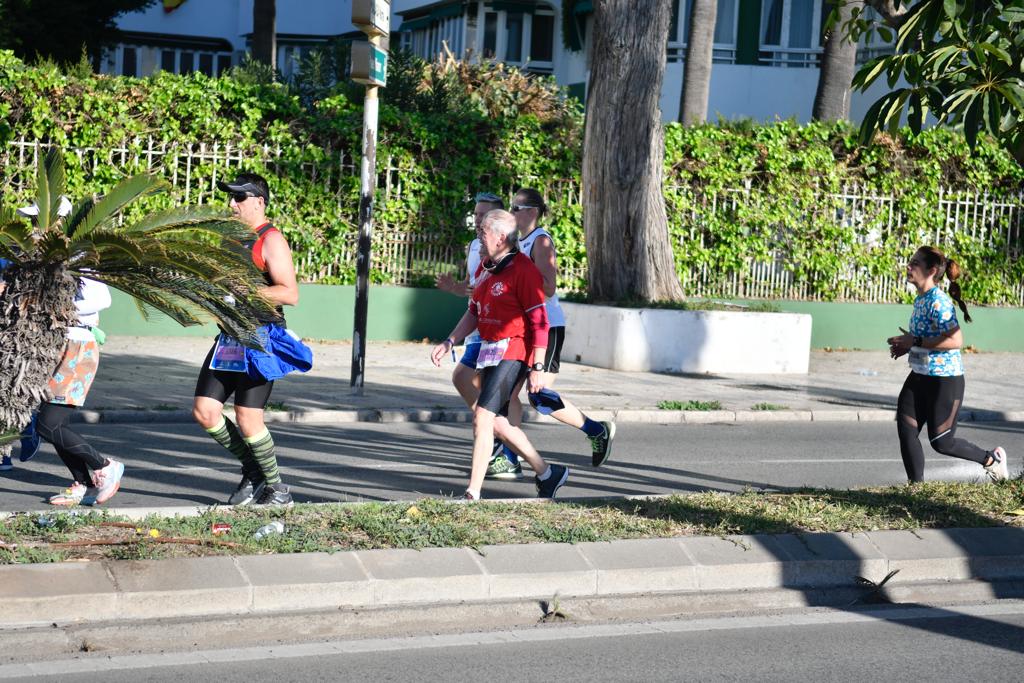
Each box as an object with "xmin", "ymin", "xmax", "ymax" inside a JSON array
[
  {"xmin": 476, "ymin": 338, "xmax": 510, "ymax": 369},
  {"xmin": 908, "ymin": 347, "xmax": 930, "ymax": 375},
  {"xmin": 210, "ymin": 334, "xmax": 247, "ymax": 373}
]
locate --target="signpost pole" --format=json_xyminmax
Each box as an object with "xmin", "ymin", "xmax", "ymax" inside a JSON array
[{"xmin": 349, "ymin": 2, "xmax": 389, "ymax": 395}]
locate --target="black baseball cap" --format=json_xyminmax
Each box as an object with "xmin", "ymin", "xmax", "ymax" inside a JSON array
[{"xmin": 217, "ymin": 173, "xmax": 270, "ymax": 204}]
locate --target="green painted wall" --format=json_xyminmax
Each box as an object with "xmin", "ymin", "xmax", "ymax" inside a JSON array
[
  {"xmin": 102, "ymin": 286, "xmax": 1024, "ymax": 352},
  {"xmin": 767, "ymin": 300, "xmax": 1024, "ymax": 352},
  {"xmin": 102, "ymin": 284, "xmax": 467, "ymax": 342}
]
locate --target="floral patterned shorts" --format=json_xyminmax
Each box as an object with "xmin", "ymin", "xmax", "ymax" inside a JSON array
[{"xmin": 48, "ymin": 339, "xmax": 99, "ymax": 407}]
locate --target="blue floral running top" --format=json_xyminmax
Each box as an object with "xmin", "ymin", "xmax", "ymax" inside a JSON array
[{"xmin": 907, "ymin": 286, "xmax": 964, "ymax": 377}]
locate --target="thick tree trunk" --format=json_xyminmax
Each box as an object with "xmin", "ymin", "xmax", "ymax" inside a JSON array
[
  {"xmin": 252, "ymin": 0, "xmax": 277, "ymax": 69},
  {"xmin": 583, "ymin": 0, "xmax": 685, "ymax": 303},
  {"xmin": 813, "ymin": 0, "xmax": 864, "ymax": 120},
  {"xmin": 679, "ymin": 0, "xmax": 718, "ymax": 124}
]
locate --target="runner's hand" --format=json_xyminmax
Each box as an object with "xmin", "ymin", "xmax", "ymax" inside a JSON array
[
  {"xmin": 430, "ymin": 339, "xmax": 453, "ymax": 367},
  {"xmin": 435, "ymin": 273, "xmax": 456, "ymax": 293},
  {"xmin": 528, "ymin": 370, "xmax": 546, "ymax": 393}
]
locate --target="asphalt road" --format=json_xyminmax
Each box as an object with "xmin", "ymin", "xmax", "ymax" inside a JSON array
[
  {"xmin": 4, "ymin": 602, "xmax": 1023, "ymax": 681},
  {"xmin": 2, "ymin": 420, "xmax": 1021, "ymax": 510}
]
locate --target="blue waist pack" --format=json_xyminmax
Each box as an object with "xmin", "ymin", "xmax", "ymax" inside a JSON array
[{"xmin": 244, "ymin": 324, "xmax": 314, "ymax": 381}]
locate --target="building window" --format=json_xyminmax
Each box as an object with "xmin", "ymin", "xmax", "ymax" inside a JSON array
[
  {"xmin": 759, "ymin": 0, "xmax": 823, "ymax": 66},
  {"xmin": 179, "ymin": 51, "xmax": 194, "ymax": 73},
  {"xmin": 161, "ymin": 50, "xmax": 176, "ymax": 72},
  {"xmin": 505, "ymin": 12, "xmax": 524, "ymax": 63},
  {"xmin": 217, "ymin": 54, "xmax": 233, "ymax": 74},
  {"xmin": 530, "ymin": 13, "xmax": 554, "ymax": 63},
  {"xmin": 667, "ymin": 0, "xmax": 739, "ymax": 64},
  {"xmin": 198, "ymin": 53, "xmax": 214, "ymax": 76},
  {"xmin": 121, "ymin": 47, "xmax": 137, "ymax": 77},
  {"xmin": 483, "ymin": 12, "xmax": 498, "ymax": 58}
]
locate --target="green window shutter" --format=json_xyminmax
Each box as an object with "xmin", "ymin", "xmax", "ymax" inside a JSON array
[
  {"xmin": 430, "ymin": 4, "xmax": 464, "ymax": 20},
  {"xmin": 398, "ymin": 16, "xmax": 432, "ymax": 31},
  {"xmin": 735, "ymin": 0, "xmax": 762, "ymax": 65}
]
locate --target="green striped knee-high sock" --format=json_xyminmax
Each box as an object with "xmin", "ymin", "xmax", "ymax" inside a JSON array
[
  {"xmin": 244, "ymin": 428, "xmax": 281, "ymax": 485},
  {"xmin": 205, "ymin": 417, "xmax": 260, "ymax": 477}
]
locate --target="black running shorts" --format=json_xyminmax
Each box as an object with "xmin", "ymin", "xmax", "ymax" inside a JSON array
[
  {"xmin": 194, "ymin": 341, "xmax": 274, "ymax": 409},
  {"xmin": 477, "ymin": 360, "xmax": 527, "ymax": 417},
  {"xmin": 542, "ymin": 326, "xmax": 565, "ymax": 374}
]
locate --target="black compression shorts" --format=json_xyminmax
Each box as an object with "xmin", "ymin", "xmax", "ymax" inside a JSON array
[
  {"xmin": 194, "ymin": 342, "xmax": 274, "ymax": 409},
  {"xmin": 542, "ymin": 326, "xmax": 565, "ymax": 374},
  {"xmin": 477, "ymin": 360, "xmax": 527, "ymax": 417}
]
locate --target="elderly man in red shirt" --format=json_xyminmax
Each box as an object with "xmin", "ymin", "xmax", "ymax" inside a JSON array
[{"xmin": 431, "ymin": 209, "xmax": 569, "ymax": 501}]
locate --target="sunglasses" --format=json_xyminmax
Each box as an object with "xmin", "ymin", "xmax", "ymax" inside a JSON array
[
  {"xmin": 230, "ymin": 192, "xmax": 255, "ymax": 203},
  {"xmin": 511, "ymin": 204, "xmax": 538, "ymax": 213}
]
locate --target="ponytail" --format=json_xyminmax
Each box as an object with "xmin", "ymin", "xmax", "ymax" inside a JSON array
[{"xmin": 944, "ymin": 258, "xmax": 972, "ymax": 323}]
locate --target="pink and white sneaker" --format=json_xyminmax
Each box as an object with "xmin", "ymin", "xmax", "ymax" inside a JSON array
[
  {"xmin": 49, "ymin": 482, "xmax": 87, "ymax": 506},
  {"xmin": 90, "ymin": 459, "xmax": 125, "ymax": 505},
  {"xmin": 983, "ymin": 447, "xmax": 1009, "ymax": 482}
]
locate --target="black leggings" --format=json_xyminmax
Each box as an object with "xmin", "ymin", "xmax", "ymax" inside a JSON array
[
  {"xmin": 896, "ymin": 372, "xmax": 990, "ymax": 482},
  {"xmin": 36, "ymin": 402, "xmax": 107, "ymax": 484}
]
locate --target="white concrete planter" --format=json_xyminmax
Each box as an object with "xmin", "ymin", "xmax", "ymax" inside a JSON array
[{"xmin": 560, "ymin": 302, "xmax": 812, "ymax": 374}]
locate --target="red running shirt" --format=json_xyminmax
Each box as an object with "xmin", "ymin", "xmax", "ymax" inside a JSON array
[{"xmin": 469, "ymin": 252, "xmax": 549, "ymax": 362}]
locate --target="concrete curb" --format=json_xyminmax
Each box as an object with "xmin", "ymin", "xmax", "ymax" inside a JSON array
[
  {"xmin": 68, "ymin": 407, "xmax": 1024, "ymax": 426},
  {"xmin": 2, "ymin": 527, "xmax": 1022, "ymax": 628}
]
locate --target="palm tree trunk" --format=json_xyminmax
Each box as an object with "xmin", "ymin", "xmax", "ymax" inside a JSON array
[
  {"xmin": 0, "ymin": 265, "xmax": 77, "ymax": 453},
  {"xmin": 679, "ymin": 0, "xmax": 718, "ymax": 124},
  {"xmin": 583, "ymin": 0, "xmax": 685, "ymax": 303},
  {"xmin": 813, "ymin": 0, "xmax": 864, "ymax": 121},
  {"xmin": 252, "ymin": 0, "xmax": 277, "ymax": 69}
]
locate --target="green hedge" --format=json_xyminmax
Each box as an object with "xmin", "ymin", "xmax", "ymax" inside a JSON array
[{"xmin": 2, "ymin": 51, "xmax": 1022, "ymax": 304}]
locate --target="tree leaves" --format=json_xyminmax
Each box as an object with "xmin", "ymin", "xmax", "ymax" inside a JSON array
[{"xmin": 851, "ymin": 0, "xmax": 1024, "ymax": 162}]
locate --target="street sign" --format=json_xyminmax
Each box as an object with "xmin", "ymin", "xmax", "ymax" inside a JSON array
[
  {"xmin": 352, "ymin": 0, "xmax": 390, "ymax": 37},
  {"xmin": 350, "ymin": 42, "xmax": 387, "ymax": 87}
]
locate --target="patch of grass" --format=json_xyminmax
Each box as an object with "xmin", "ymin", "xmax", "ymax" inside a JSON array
[
  {"xmin": 265, "ymin": 401, "xmax": 289, "ymax": 412},
  {"xmin": 658, "ymin": 400, "xmax": 723, "ymax": 411},
  {"xmin": 752, "ymin": 402, "xmax": 789, "ymax": 411},
  {"xmin": 2, "ymin": 481, "xmax": 1021, "ymax": 564}
]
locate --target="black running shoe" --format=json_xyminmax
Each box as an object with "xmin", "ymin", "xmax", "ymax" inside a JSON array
[
  {"xmin": 228, "ymin": 475, "xmax": 265, "ymax": 506},
  {"xmin": 253, "ymin": 482, "xmax": 293, "ymax": 506},
  {"xmin": 535, "ymin": 464, "xmax": 569, "ymax": 499},
  {"xmin": 589, "ymin": 421, "xmax": 616, "ymax": 467}
]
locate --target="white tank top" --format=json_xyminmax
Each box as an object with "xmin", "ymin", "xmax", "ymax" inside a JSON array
[
  {"xmin": 465, "ymin": 238, "xmax": 483, "ymax": 344},
  {"xmin": 467, "ymin": 238, "xmax": 483, "ymax": 287},
  {"xmin": 518, "ymin": 227, "xmax": 565, "ymax": 327}
]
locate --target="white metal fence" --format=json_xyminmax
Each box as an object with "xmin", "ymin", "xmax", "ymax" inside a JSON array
[{"xmin": 4, "ymin": 137, "xmax": 1023, "ymax": 303}]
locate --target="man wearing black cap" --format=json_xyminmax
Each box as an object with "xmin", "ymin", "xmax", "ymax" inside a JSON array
[{"xmin": 192, "ymin": 172, "xmax": 299, "ymax": 506}]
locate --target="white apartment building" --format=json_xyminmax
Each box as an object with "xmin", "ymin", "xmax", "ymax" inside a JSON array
[
  {"xmin": 102, "ymin": 0, "xmax": 359, "ymax": 80},
  {"xmin": 392, "ymin": 0, "xmax": 895, "ymax": 122}
]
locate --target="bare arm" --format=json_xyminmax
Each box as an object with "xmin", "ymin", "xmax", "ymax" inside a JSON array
[
  {"xmin": 887, "ymin": 326, "xmax": 962, "ymax": 359},
  {"xmin": 530, "ymin": 236, "xmax": 558, "ymax": 298},
  {"xmin": 260, "ymin": 231, "xmax": 299, "ymax": 306},
  {"xmin": 430, "ymin": 309, "xmax": 480, "ymax": 366}
]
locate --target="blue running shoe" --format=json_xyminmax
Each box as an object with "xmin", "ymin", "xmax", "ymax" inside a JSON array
[
  {"xmin": 19, "ymin": 415, "xmax": 40, "ymax": 462},
  {"xmin": 0, "ymin": 455, "xmax": 12, "ymax": 472},
  {"xmin": 536, "ymin": 464, "xmax": 569, "ymax": 499}
]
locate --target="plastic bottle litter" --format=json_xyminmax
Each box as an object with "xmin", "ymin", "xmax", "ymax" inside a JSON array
[
  {"xmin": 253, "ymin": 521, "xmax": 285, "ymax": 539},
  {"xmin": 857, "ymin": 369, "xmax": 878, "ymax": 377},
  {"xmin": 35, "ymin": 515, "xmax": 55, "ymax": 528},
  {"xmin": 211, "ymin": 522, "xmax": 233, "ymax": 536}
]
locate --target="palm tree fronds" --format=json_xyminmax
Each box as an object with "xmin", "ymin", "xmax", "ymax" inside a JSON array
[
  {"xmin": 65, "ymin": 173, "xmax": 169, "ymax": 241},
  {"xmin": 35, "ymin": 150, "xmax": 53, "ymax": 229},
  {"xmin": 71, "ymin": 233, "xmax": 146, "ymax": 266},
  {"xmin": 0, "ymin": 219, "xmax": 36, "ymax": 261}
]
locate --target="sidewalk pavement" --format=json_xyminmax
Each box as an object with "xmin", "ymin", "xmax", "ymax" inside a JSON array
[
  {"xmin": 79, "ymin": 336, "xmax": 1024, "ymax": 424},
  {"xmin": 2, "ymin": 519, "xmax": 1023, "ymax": 655}
]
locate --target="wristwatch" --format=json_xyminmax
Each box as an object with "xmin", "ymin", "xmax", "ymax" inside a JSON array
[
  {"xmin": 530, "ymin": 362, "xmax": 545, "ymax": 372},
  {"xmin": 913, "ymin": 335, "xmax": 923, "ymax": 347}
]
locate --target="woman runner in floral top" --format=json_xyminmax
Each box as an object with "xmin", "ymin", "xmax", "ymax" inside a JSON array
[{"xmin": 886, "ymin": 246, "xmax": 1009, "ymax": 483}]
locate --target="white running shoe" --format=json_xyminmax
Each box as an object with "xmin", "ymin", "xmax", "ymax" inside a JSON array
[
  {"xmin": 90, "ymin": 459, "xmax": 125, "ymax": 504},
  {"xmin": 983, "ymin": 447, "xmax": 1009, "ymax": 482},
  {"xmin": 49, "ymin": 482, "xmax": 87, "ymax": 506}
]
